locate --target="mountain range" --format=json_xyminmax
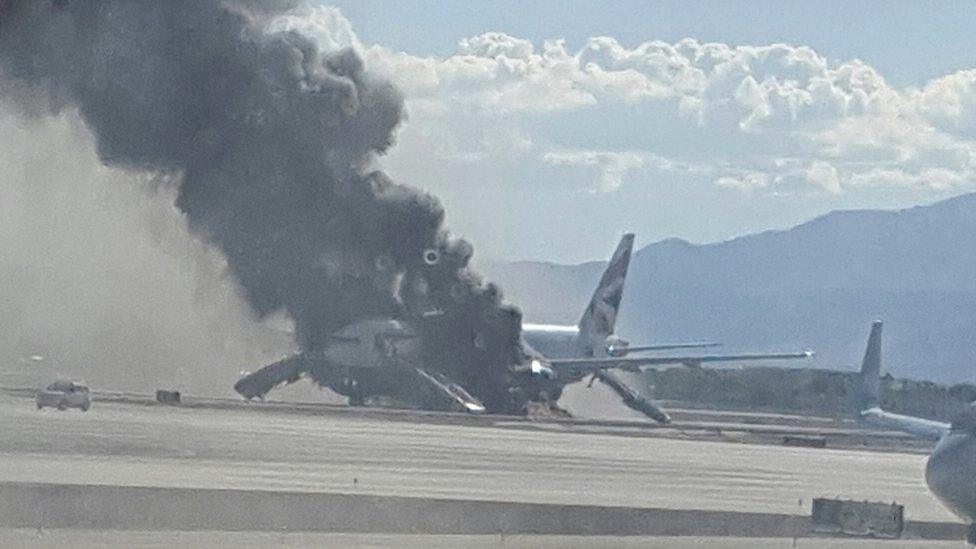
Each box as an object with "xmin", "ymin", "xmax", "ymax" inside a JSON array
[{"xmin": 482, "ymin": 193, "xmax": 976, "ymax": 383}]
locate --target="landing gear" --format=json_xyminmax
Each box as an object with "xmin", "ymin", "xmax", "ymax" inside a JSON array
[
  {"xmin": 967, "ymin": 522, "xmax": 976, "ymax": 545},
  {"xmin": 342, "ymin": 377, "xmax": 365, "ymax": 406}
]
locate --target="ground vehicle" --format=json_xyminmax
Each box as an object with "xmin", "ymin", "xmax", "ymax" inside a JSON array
[{"xmin": 35, "ymin": 380, "xmax": 91, "ymax": 411}]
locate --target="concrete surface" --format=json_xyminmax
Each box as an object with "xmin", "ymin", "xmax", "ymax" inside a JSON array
[
  {"xmin": 0, "ymin": 529, "xmax": 966, "ymax": 548},
  {"xmin": 0, "ymin": 394, "xmax": 953, "ymax": 519},
  {"xmin": 0, "ymin": 391, "xmax": 965, "ymax": 544}
]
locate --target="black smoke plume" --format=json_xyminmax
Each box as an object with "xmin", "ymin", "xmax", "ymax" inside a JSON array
[{"xmin": 0, "ymin": 1, "xmax": 524, "ymax": 410}]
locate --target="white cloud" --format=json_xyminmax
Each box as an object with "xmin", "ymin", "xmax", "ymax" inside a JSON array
[
  {"xmin": 458, "ymin": 32, "xmax": 535, "ymax": 60},
  {"xmin": 805, "ymin": 161, "xmax": 841, "ymax": 194},
  {"xmin": 542, "ymin": 150, "xmax": 645, "ymax": 192},
  {"xmin": 847, "ymin": 167, "xmax": 969, "ymax": 190},
  {"xmin": 360, "ymin": 30, "xmax": 976, "ymax": 195},
  {"xmin": 914, "ymin": 69, "xmax": 976, "ymax": 133},
  {"xmin": 273, "ymin": 7, "xmax": 976, "ymax": 205}
]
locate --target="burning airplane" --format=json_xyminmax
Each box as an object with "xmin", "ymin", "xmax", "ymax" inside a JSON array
[
  {"xmin": 0, "ymin": 2, "xmax": 810, "ymax": 421},
  {"xmin": 0, "ymin": 0, "xmax": 524, "ymax": 410},
  {"xmin": 236, "ymin": 235, "xmax": 813, "ymax": 421}
]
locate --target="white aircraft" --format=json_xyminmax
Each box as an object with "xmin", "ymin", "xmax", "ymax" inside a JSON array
[
  {"xmin": 854, "ymin": 320, "xmax": 976, "ymax": 543},
  {"xmin": 519, "ymin": 233, "xmax": 813, "ymax": 423}
]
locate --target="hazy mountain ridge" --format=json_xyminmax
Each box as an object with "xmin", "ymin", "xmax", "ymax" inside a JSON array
[{"xmin": 484, "ymin": 193, "xmax": 976, "ymax": 382}]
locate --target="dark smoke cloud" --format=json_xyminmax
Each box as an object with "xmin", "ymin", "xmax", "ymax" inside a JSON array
[{"xmin": 0, "ymin": 1, "xmax": 523, "ymax": 410}]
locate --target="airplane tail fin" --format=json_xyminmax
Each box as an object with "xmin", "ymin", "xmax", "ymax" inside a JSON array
[
  {"xmin": 852, "ymin": 320, "xmax": 951, "ymax": 440},
  {"xmin": 578, "ymin": 233, "xmax": 634, "ymax": 344},
  {"xmin": 855, "ymin": 320, "xmax": 883, "ymax": 412}
]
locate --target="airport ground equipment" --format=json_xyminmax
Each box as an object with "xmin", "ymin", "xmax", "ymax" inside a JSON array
[
  {"xmin": 811, "ymin": 498, "xmax": 904, "ymax": 538},
  {"xmin": 35, "ymin": 380, "xmax": 91, "ymax": 412}
]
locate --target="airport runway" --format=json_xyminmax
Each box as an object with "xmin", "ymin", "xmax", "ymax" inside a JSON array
[{"xmin": 0, "ymin": 393, "xmax": 954, "ymax": 524}]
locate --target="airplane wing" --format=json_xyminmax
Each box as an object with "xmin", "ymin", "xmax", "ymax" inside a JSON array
[
  {"xmin": 609, "ymin": 342, "xmax": 720, "ymax": 356},
  {"xmin": 546, "ymin": 350, "xmax": 814, "ymax": 373},
  {"xmin": 592, "ymin": 369, "xmax": 672, "ymax": 424}
]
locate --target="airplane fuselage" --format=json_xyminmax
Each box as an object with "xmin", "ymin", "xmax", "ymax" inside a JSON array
[
  {"xmin": 521, "ymin": 323, "xmax": 588, "ymax": 359},
  {"xmin": 926, "ymin": 432, "xmax": 976, "ymax": 522}
]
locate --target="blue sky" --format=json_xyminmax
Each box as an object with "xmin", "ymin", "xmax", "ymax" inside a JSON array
[{"xmin": 303, "ymin": 1, "xmax": 976, "ymax": 263}]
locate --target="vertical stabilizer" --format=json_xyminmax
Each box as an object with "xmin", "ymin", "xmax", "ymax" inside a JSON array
[
  {"xmin": 856, "ymin": 320, "xmax": 883, "ymax": 412},
  {"xmin": 578, "ymin": 233, "xmax": 634, "ymax": 349},
  {"xmin": 853, "ymin": 320, "xmax": 951, "ymax": 440}
]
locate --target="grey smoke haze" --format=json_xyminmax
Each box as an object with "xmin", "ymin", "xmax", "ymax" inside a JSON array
[
  {"xmin": 0, "ymin": 1, "xmax": 521, "ymax": 401},
  {"xmin": 0, "ymin": 108, "xmax": 291, "ymax": 393}
]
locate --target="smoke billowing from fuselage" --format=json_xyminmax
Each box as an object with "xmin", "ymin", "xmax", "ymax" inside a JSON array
[{"xmin": 0, "ymin": 1, "xmax": 523, "ymax": 409}]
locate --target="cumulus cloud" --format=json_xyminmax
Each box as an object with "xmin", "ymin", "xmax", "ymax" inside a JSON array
[
  {"xmin": 360, "ymin": 29, "xmax": 976, "ymax": 196},
  {"xmin": 914, "ymin": 69, "xmax": 976, "ymax": 132},
  {"xmin": 266, "ymin": 7, "xmax": 976, "ymax": 259},
  {"xmin": 805, "ymin": 161, "xmax": 842, "ymax": 194}
]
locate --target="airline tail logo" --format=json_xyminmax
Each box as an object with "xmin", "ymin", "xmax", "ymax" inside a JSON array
[{"xmin": 579, "ymin": 233, "xmax": 634, "ymax": 340}]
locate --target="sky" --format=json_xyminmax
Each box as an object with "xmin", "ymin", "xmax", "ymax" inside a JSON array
[{"xmin": 289, "ymin": 0, "xmax": 976, "ymax": 263}]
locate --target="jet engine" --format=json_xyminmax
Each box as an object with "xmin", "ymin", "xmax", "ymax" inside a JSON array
[{"xmin": 423, "ymin": 248, "xmax": 440, "ymax": 265}]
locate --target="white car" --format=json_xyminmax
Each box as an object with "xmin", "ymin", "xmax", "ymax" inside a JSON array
[{"xmin": 36, "ymin": 380, "xmax": 91, "ymax": 411}]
